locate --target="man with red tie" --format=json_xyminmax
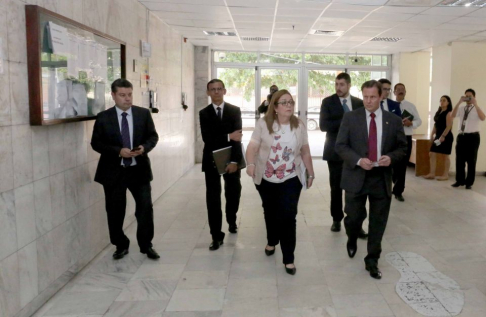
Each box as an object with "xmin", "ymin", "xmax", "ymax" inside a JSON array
[{"xmin": 335, "ymin": 80, "xmax": 407, "ymax": 279}]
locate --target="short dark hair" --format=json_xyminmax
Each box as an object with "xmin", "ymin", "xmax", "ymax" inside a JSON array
[
  {"xmin": 207, "ymin": 79, "xmax": 225, "ymax": 90},
  {"xmin": 394, "ymin": 83, "xmax": 405, "ymax": 91},
  {"xmin": 361, "ymin": 80, "xmax": 382, "ymax": 96},
  {"xmin": 111, "ymin": 79, "xmax": 133, "ymax": 93},
  {"xmin": 465, "ymin": 88, "xmax": 476, "ymax": 97},
  {"xmin": 378, "ymin": 78, "xmax": 391, "ymax": 86},
  {"xmin": 336, "ymin": 72, "xmax": 351, "ymax": 84}
]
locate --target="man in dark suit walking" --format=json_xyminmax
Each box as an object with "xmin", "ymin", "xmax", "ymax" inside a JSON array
[
  {"xmin": 378, "ymin": 79, "xmax": 401, "ymax": 118},
  {"xmin": 335, "ymin": 80, "xmax": 407, "ymax": 279},
  {"xmin": 91, "ymin": 79, "xmax": 160, "ymax": 260},
  {"xmin": 319, "ymin": 73, "xmax": 367, "ymax": 238},
  {"xmin": 200, "ymin": 79, "xmax": 243, "ymax": 251}
]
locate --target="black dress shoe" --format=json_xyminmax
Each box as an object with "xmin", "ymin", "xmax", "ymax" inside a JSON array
[
  {"xmin": 113, "ymin": 248, "xmax": 129, "ymax": 260},
  {"xmin": 346, "ymin": 239, "xmax": 357, "ymax": 258},
  {"xmin": 229, "ymin": 224, "xmax": 238, "ymax": 234},
  {"xmin": 451, "ymin": 182, "xmax": 464, "ymax": 188},
  {"xmin": 209, "ymin": 240, "xmax": 223, "ymax": 251},
  {"xmin": 358, "ymin": 229, "xmax": 368, "ymax": 240},
  {"xmin": 331, "ymin": 221, "xmax": 341, "ymax": 232},
  {"xmin": 466, "ymin": 185, "xmax": 472, "ymax": 190},
  {"xmin": 285, "ymin": 265, "xmax": 296, "ymax": 275},
  {"xmin": 141, "ymin": 247, "xmax": 160, "ymax": 259},
  {"xmin": 265, "ymin": 246, "xmax": 275, "ymax": 256},
  {"xmin": 394, "ymin": 195, "xmax": 405, "ymax": 202},
  {"xmin": 366, "ymin": 264, "xmax": 382, "ymax": 279}
]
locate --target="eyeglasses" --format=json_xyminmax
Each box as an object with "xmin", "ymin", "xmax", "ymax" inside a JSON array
[
  {"xmin": 208, "ymin": 87, "xmax": 224, "ymax": 92},
  {"xmin": 383, "ymin": 88, "xmax": 391, "ymax": 91},
  {"xmin": 277, "ymin": 100, "xmax": 295, "ymax": 107}
]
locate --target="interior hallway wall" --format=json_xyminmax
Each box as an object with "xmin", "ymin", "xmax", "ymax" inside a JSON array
[{"xmin": 0, "ymin": 1, "xmax": 195, "ymax": 316}]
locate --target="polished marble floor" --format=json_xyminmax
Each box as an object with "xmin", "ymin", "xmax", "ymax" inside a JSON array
[{"xmin": 32, "ymin": 160, "xmax": 486, "ymax": 317}]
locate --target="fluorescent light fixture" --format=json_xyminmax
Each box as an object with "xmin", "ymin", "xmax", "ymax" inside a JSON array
[
  {"xmin": 203, "ymin": 31, "xmax": 237, "ymax": 36},
  {"xmin": 241, "ymin": 37, "xmax": 269, "ymax": 41},
  {"xmin": 310, "ymin": 30, "xmax": 345, "ymax": 36},
  {"xmin": 371, "ymin": 37, "xmax": 402, "ymax": 42},
  {"xmin": 439, "ymin": 0, "xmax": 486, "ymax": 6}
]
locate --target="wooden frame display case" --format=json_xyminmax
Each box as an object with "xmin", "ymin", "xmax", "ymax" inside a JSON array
[{"xmin": 26, "ymin": 5, "xmax": 126, "ymax": 125}]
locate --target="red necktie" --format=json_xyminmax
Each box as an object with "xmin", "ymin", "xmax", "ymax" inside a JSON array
[{"xmin": 368, "ymin": 113, "xmax": 377, "ymax": 162}]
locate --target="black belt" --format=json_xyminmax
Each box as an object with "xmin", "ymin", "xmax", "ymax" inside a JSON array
[{"xmin": 460, "ymin": 132, "xmax": 479, "ymax": 135}]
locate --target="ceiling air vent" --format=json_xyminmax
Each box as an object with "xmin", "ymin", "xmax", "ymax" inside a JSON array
[
  {"xmin": 439, "ymin": 0, "xmax": 486, "ymax": 7},
  {"xmin": 241, "ymin": 37, "xmax": 270, "ymax": 41},
  {"xmin": 311, "ymin": 30, "xmax": 345, "ymax": 36},
  {"xmin": 371, "ymin": 37, "xmax": 402, "ymax": 42},
  {"xmin": 203, "ymin": 31, "xmax": 237, "ymax": 36}
]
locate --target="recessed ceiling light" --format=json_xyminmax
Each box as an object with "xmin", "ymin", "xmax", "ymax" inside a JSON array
[
  {"xmin": 241, "ymin": 37, "xmax": 269, "ymax": 42},
  {"xmin": 439, "ymin": 0, "xmax": 486, "ymax": 7},
  {"xmin": 371, "ymin": 37, "xmax": 402, "ymax": 42},
  {"xmin": 310, "ymin": 30, "xmax": 345, "ymax": 36}
]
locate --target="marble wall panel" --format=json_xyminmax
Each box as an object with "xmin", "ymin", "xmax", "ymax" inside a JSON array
[
  {"xmin": 31, "ymin": 126, "xmax": 50, "ymax": 181},
  {"xmin": 34, "ymin": 178, "xmax": 52, "ymax": 237},
  {"xmin": 63, "ymin": 123, "xmax": 77, "ymax": 171},
  {"xmin": 12, "ymin": 125, "xmax": 33, "ymax": 188},
  {"xmin": 48, "ymin": 124, "xmax": 65, "ymax": 175},
  {"xmin": 0, "ymin": 190, "xmax": 16, "ymax": 262},
  {"xmin": 0, "ymin": 252, "xmax": 20, "ymax": 317},
  {"xmin": 8, "ymin": 62, "xmax": 29, "ymax": 125},
  {"xmin": 0, "ymin": 59, "xmax": 11, "ymax": 128},
  {"xmin": 14, "ymin": 183, "xmax": 36, "ymax": 249},
  {"xmin": 0, "ymin": 126, "xmax": 13, "ymax": 193},
  {"xmin": 18, "ymin": 241, "xmax": 38, "ymax": 308},
  {"xmin": 36, "ymin": 228, "xmax": 56, "ymax": 293},
  {"xmin": 50, "ymin": 172, "xmax": 66, "ymax": 228},
  {"xmin": 6, "ymin": 0, "xmax": 27, "ymax": 64}
]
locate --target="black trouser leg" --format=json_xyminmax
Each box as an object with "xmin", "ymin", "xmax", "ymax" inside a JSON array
[
  {"xmin": 128, "ymin": 182, "xmax": 154, "ymax": 252},
  {"xmin": 223, "ymin": 170, "xmax": 242, "ymax": 226},
  {"xmin": 256, "ymin": 181, "xmax": 279, "ymax": 247},
  {"xmin": 465, "ymin": 134, "xmax": 480, "ymax": 186},
  {"xmin": 256, "ymin": 177, "xmax": 302, "ymax": 264},
  {"xmin": 455, "ymin": 135, "xmax": 466, "ymax": 184},
  {"xmin": 204, "ymin": 168, "xmax": 224, "ymax": 241},
  {"xmin": 344, "ymin": 192, "xmax": 368, "ymax": 243},
  {"xmin": 393, "ymin": 135, "xmax": 412, "ymax": 196},
  {"xmin": 327, "ymin": 160, "xmax": 344, "ymax": 222},
  {"xmin": 103, "ymin": 182, "xmax": 130, "ymax": 250}
]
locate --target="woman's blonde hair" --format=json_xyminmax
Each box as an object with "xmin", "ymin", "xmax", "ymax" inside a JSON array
[{"xmin": 264, "ymin": 89, "xmax": 300, "ymax": 134}]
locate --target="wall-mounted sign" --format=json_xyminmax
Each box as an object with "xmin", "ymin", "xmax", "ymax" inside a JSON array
[{"xmin": 141, "ymin": 41, "xmax": 151, "ymax": 58}]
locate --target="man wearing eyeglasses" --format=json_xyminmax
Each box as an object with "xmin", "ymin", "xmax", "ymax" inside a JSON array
[
  {"xmin": 320, "ymin": 72, "xmax": 367, "ymax": 239},
  {"xmin": 451, "ymin": 89, "xmax": 485, "ymax": 190},
  {"xmin": 378, "ymin": 79, "xmax": 401, "ymax": 118},
  {"xmin": 200, "ymin": 79, "xmax": 243, "ymax": 250}
]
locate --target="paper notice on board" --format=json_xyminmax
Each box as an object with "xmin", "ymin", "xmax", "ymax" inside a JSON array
[
  {"xmin": 67, "ymin": 35, "xmax": 78, "ymax": 77},
  {"xmin": 48, "ymin": 21, "xmax": 69, "ymax": 55},
  {"xmin": 78, "ymin": 39, "xmax": 89, "ymax": 70}
]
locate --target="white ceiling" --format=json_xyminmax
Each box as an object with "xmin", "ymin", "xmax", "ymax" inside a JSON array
[{"xmin": 139, "ymin": 0, "xmax": 486, "ymax": 54}]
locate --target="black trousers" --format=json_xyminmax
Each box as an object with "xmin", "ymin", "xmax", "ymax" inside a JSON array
[
  {"xmin": 327, "ymin": 160, "xmax": 344, "ymax": 222},
  {"xmin": 256, "ymin": 177, "xmax": 303, "ymax": 265},
  {"xmin": 344, "ymin": 168, "xmax": 391, "ymax": 266},
  {"xmin": 455, "ymin": 133, "xmax": 480, "ymax": 186},
  {"xmin": 393, "ymin": 135, "xmax": 412, "ymax": 196},
  {"xmin": 103, "ymin": 166, "xmax": 154, "ymax": 252},
  {"xmin": 204, "ymin": 167, "xmax": 241, "ymax": 241}
]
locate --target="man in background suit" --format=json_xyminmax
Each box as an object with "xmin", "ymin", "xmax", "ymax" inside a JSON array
[
  {"xmin": 335, "ymin": 80, "xmax": 407, "ymax": 279},
  {"xmin": 378, "ymin": 79, "xmax": 401, "ymax": 118},
  {"xmin": 200, "ymin": 79, "xmax": 243, "ymax": 251},
  {"xmin": 91, "ymin": 79, "xmax": 160, "ymax": 260},
  {"xmin": 320, "ymin": 72, "xmax": 367, "ymax": 239}
]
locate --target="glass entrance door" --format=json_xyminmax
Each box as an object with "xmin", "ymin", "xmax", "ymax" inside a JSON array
[{"xmin": 259, "ymin": 68, "xmax": 299, "ymax": 116}]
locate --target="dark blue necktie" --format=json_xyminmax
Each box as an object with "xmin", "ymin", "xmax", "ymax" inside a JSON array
[
  {"xmin": 342, "ymin": 99, "xmax": 350, "ymax": 112},
  {"xmin": 121, "ymin": 112, "xmax": 131, "ymax": 167},
  {"xmin": 380, "ymin": 100, "xmax": 384, "ymax": 110},
  {"xmin": 217, "ymin": 107, "xmax": 222, "ymax": 120}
]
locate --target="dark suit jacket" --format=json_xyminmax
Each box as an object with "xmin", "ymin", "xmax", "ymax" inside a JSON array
[
  {"xmin": 91, "ymin": 106, "xmax": 159, "ymax": 185},
  {"xmin": 199, "ymin": 102, "xmax": 243, "ymax": 172},
  {"xmin": 385, "ymin": 98, "xmax": 402, "ymax": 117},
  {"xmin": 320, "ymin": 94, "xmax": 364, "ymax": 161},
  {"xmin": 335, "ymin": 107, "xmax": 407, "ymax": 196}
]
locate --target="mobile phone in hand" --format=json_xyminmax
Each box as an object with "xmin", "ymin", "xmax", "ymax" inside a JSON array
[{"xmin": 131, "ymin": 147, "xmax": 141, "ymax": 152}]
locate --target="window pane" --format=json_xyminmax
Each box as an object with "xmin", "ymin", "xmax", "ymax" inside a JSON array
[
  {"xmin": 214, "ymin": 51, "xmax": 258, "ymax": 63},
  {"xmin": 372, "ymin": 55, "xmax": 381, "ymax": 66},
  {"xmin": 259, "ymin": 53, "xmax": 302, "ymax": 64},
  {"xmin": 305, "ymin": 54, "xmax": 346, "ymax": 65},
  {"xmin": 350, "ymin": 55, "xmax": 372, "ymax": 66},
  {"xmin": 382, "ymin": 56, "xmax": 388, "ymax": 66}
]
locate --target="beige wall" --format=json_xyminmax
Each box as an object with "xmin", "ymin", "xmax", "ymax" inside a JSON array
[
  {"xmin": 0, "ymin": 1, "xmax": 195, "ymax": 316},
  {"xmin": 396, "ymin": 51, "xmax": 431, "ymax": 135}
]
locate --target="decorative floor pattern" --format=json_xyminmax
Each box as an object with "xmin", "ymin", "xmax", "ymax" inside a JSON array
[{"xmin": 386, "ymin": 251, "xmax": 464, "ymax": 316}]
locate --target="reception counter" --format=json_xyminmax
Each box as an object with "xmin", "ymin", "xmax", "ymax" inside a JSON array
[{"xmin": 410, "ymin": 134, "xmax": 445, "ymax": 177}]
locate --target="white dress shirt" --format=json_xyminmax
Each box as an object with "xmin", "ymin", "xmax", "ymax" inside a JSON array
[
  {"xmin": 339, "ymin": 95, "xmax": 352, "ymax": 110},
  {"xmin": 399, "ymin": 100, "xmax": 422, "ymax": 136},
  {"xmin": 115, "ymin": 106, "xmax": 136, "ymax": 166},
  {"xmin": 381, "ymin": 99, "xmax": 389, "ymax": 112},
  {"xmin": 456, "ymin": 104, "xmax": 482, "ymax": 133}
]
